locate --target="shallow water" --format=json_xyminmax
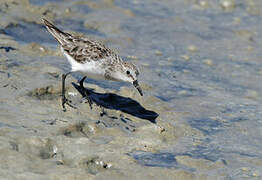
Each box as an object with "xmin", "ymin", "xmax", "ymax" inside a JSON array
[{"xmin": 1, "ymin": 0, "xmax": 262, "ymax": 179}]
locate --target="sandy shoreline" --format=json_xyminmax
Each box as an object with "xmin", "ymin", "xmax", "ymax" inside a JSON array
[{"xmin": 0, "ymin": 0, "xmax": 262, "ymax": 179}]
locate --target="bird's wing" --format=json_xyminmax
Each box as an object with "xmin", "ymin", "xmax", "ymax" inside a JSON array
[
  {"xmin": 43, "ymin": 18, "xmax": 119, "ymax": 64},
  {"xmin": 62, "ymin": 37, "xmax": 117, "ymax": 64},
  {"xmin": 43, "ymin": 18, "xmax": 72, "ymax": 45}
]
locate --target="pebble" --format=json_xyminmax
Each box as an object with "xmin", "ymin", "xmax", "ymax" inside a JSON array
[
  {"xmin": 127, "ymin": 55, "xmax": 139, "ymax": 61},
  {"xmin": 245, "ymin": 90, "xmax": 259, "ymax": 100},
  {"xmin": 241, "ymin": 167, "xmax": 249, "ymax": 171},
  {"xmin": 220, "ymin": 0, "xmax": 236, "ymax": 11},
  {"xmin": 203, "ymin": 59, "xmax": 213, "ymax": 66},
  {"xmin": 233, "ymin": 17, "xmax": 241, "ymax": 25},
  {"xmin": 178, "ymin": 90, "xmax": 188, "ymax": 96},
  {"xmin": 187, "ymin": 45, "xmax": 198, "ymax": 52},
  {"xmin": 27, "ymin": 43, "xmax": 47, "ymax": 53},
  {"xmin": 199, "ymin": 1, "xmax": 208, "ymax": 8},
  {"xmin": 155, "ymin": 50, "xmax": 163, "ymax": 56},
  {"xmin": 68, "ymin": 92, "xmax": 78, "ymax": 96},
  {"xmin": 180, "ymin": 55, "xmax": 191, "ymax": 61},
  {"xmin": 65, "ymin": 8, "xmax": 71, "ymax": 13},
  {"xmin": 167, "ymin": 57, "xmax": 172, "ymax": 61}
]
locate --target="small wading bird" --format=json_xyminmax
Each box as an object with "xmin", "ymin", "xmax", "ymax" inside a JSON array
[{"xmin": 43, "ymin": 19, "xmax": 143, "ymax": 111}]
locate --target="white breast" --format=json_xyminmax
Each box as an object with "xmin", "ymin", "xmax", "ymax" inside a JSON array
[{"xmin": 61, "ymin": 48, "xmax": 106, "ymax": 80}]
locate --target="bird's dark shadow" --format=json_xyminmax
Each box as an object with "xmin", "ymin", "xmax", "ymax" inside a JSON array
[{"xmin": 72, "ymin": 82, "xmax": 158, "ymax": 124}]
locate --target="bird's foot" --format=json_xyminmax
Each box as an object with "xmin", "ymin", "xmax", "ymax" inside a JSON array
[
  {"xmin": 62, "ymin": 97, "xmax": 77, "ymax": 112},
  {"xmin": 100, "ymin": 107, "xmax": 107, "ymax": 117}
]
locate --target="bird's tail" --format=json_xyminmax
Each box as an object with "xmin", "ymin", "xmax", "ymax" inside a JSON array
[{"xmin": 42, "ymin": 18, "xmax": 71, "ymax": 45}]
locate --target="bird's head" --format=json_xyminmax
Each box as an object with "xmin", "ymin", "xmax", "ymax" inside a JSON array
[{"xmin": 110, "ymin": 62, "xmax": 143, "ymax": 96}]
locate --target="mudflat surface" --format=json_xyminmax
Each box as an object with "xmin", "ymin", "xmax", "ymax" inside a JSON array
[{"xmin": 0, "ymin": 0, "xmax": 262, "ymax": 179}]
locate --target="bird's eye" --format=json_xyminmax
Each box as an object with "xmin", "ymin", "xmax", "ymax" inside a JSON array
[{"xmin": 126, "ymin": 70, "xmax": 130, "ymax": 75}]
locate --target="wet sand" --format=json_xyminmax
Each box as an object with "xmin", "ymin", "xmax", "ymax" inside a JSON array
[{"xmin": 0, "ymin": 0, "xmax": 262, "ymax": 179}]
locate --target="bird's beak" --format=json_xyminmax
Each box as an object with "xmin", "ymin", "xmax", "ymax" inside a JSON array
[{"xmin": 133, "ymin": 80, "xmax": 143, "ymax": 96}]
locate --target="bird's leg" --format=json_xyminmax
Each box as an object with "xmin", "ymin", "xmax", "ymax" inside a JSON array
[
  {"xmin": 79, "ymin": 76, "xmax": 93, "ymax": 109},
  {"xmin": 100, "ymin": 106, "xmax": 107, "ymax": 117},
  {"xmin": 62, "ymin": 72, "xmax": 76, "ymax": 111}
]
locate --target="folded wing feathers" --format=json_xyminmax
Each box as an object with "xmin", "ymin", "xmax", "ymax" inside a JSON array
[{"xmin": 42, "ymin": 18, "xmax": 71, "ymax": 45}]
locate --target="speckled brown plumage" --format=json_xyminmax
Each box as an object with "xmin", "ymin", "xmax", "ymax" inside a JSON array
[
  {"xmin": 43, "ymin": 19, "xmax": 121, "ymax": 65},
  {"xmin": 43, "ymin": 18, "xmax": 143, "ymax": 111}
]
